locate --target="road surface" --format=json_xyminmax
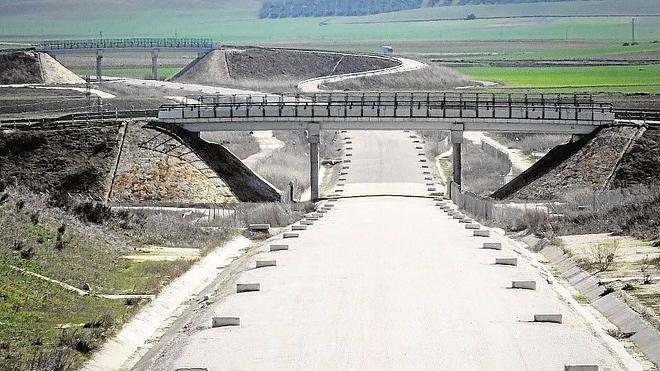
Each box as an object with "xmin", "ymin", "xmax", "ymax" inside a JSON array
[{"xmin": 144, "ymin": 130, "xmax": 637, "ymax": 371}]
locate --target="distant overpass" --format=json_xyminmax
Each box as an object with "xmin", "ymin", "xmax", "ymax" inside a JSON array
[
  {"xmin": 36, "ymin": 38, "xmax": 216, "ymax": 82},
  {"xmin": 158, "ymin": 92, "xmax": 616, "ymax": 200}
]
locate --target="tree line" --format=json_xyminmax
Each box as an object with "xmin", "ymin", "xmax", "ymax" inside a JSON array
[{"xmin": 259, "ymin": 0, "xmax": 572, "ymax": 18}]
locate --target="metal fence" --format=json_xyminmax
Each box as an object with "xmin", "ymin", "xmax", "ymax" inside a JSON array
[{"xmin": 37, "ymin": 38, "xmax": 215, "ymax": 51}]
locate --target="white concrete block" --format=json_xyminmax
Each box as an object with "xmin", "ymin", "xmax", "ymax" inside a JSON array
[
  {"xmin": 306, "ymin": 216, "xmax": 319, "ymax": 221},
  {"xmin": 459, "ymin": 219, "xmax": 473, "ymax": 223},
  {"xmin": 512, "ymin": 281, "xmax": 537, "ymax": 290},
  {"xmin": 301, "ymin": 220, "xmax": 314, "ymax": 226},
  {"xmin": 256, "ymin": 260, "xmax": 276, "ymax": 268},
  {"xmin": 418, "ymin": 153, "xmax": 426, "ymax": 156},
  {"xmin": 416, "ymin": 146, "xmax": 424, "ymax": 150},
  {"xmin": 473, "ymin": 230, "xmax": 490, "ymax": 237},
  {"xmin": 346, "ymin": 147, "xmax": 353, "ymax": 150},
  {"xmin": 483, "ymin": 242, "xmax": 502, "ymax": 250},
  {"xmin": 346, "ymin": 153, "xmax": 353, "ymax": 157},
  {"xmin": 496, "ymin": 258, "xmax": 518, "ymax": 266},
  {"xmin": 419, "ymin": 159, "xmax": 427, "ymax": 163},
  {"xmin": 270, "ymin": 244, "xmax": 289, "ymax": 251},
  {"xmin": 452, "ymin": 214, "xmax": 465, "ymax": 219},
  {"xmin": 413, "ymin": 140, "xmax": 420, "ymax": 143},
  {"xmin": 427, "ymin": 187, "xmax": 436, "ymax": 192},
  {"xmin": 425, "ymin": 177, "xmax": 433, "ymax": 181},
  {"xmin": 337, "ymin": 183, "xmax": 345, "ymax": 187},
  {"xmin": 283, "ymin": 233, "xmax": 299, "ymax": 239},
  {"xmin": 465, "ymin": 223, "xmax": 481, "ymax": 229},
  {"xmin": 176, "ymin": 368, "xmax": 209, "ymax": 371},
  {"xmin": 534, "ymin": 314, "xmax": 563, "ymax": 323},
  {"xmin": 436, "ymin": 202, "xmax": 446, "ymax": 207},
  {"xmin": 236, "ymin": 283, "xmax": 260, "ymax": 293},
  {"xmin": 564, "ymin": 365, "xmax": 599, "ymax": 371},
  {"xmin": 342, "ymin": 166, "xmax": 350, "ymax": 170},
  {"xmin": 292, "ymin": 225, "xmax": 307, "ymax": 231},
  {"xmin": 212, "ymin": 317, "xmax": 240, "ymax": 327},
  {"xmin": 343, "ymin": 159, "xmax": 352, "ymax": 163}
]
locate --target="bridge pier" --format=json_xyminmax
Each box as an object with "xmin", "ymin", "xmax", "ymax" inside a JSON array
[
  {"xmin": 95, "ymin": 50, "xmax": 103, "ymax": 83},
  {"xmin": 308, "ymin": 124, "xmax": 321, "ymax": 201},
  {"xmin": 451, "ymin": 123, "xmax": 464, "ymax": 188},
  {"xmin": 151, "ymin": 49, "xmax": 159, "ymax": 80}
]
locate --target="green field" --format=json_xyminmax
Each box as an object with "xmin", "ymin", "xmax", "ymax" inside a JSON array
[
  {"xmin": 457, "ymin": 64, "xmax": 660, "ymax": 93},
  {"xmin": 1, "ymin": 2, "xmax": 659, "ymax": 46}
]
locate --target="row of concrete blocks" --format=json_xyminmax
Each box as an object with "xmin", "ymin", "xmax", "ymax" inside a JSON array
[
  {"xmin": 176, "ymin": 366, "xmax": 596, "ymax": 371},
  {"xmin": 440, "ymin": 202, "xmax": 570, "ymax": 328}
]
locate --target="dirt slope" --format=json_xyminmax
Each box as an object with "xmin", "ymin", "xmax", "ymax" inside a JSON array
[
  {"xmin": 0, "ymin": 51, "xmax": 42, "ymax": 84},
  {"xmin": 492, "ymin": 125, "xmax": 644, "ymax": 201}
]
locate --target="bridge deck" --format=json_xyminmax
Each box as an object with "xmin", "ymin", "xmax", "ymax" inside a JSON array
[
  {"xmin": 158, "ymin": 92, "xmax": 614, "ymax": 134},
  {"xmin": 36, "ymin": 38, "xmax": 215, "ymax": 52}
]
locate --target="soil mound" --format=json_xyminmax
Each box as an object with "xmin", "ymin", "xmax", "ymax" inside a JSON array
[
  {"xmin": 0, "ymin": 51, "xmax": 42, "ymax": 84},
  {"xmin": 171, "ymin": 47, "xmax": 399, "ymax": 84},
  {"xmin": 610, "ymin": 128, "xmax": 660, "ymax": 189},
  {"xmin": 492, "ymin": 125, "xmax": 644, "ymax": 201},
  {"xmin": 39, "ymin": 53, "xmax": 85, "ymax": 84}
]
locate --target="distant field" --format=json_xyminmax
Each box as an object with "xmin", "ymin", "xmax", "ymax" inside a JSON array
[
  {"xmin": 457, "ymin": 64, "xmax": 660, "ymax": 93},
  {"xmin": 1, "ymin": 4, "xmax": 659, "ymax": 46},
  {"xmin": 72, "ymin": 67, "xmax": 180, "ymax": 79}
]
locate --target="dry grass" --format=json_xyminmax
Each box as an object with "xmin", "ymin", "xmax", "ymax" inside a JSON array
[
  {"xmin": 211, "ymin": 202, "xmax": 314, "ymax": 228},
  {"xmin": 323, "ymin": 64, "xmax": 472, "ymax": 91},
  {"xmin": 554, "ymin": 183, "xmax": 660, "ymax": 240},
  {"xmin": 491, "ymin": 133, "xmax": 571, "ymax": 156},
  {"xmin": 459, "ymin": 142, "xmax": 512, "ymax": 195},
  {"xmin": 201, "ymin": 131, "xmax": 261, "ymax": 160}
]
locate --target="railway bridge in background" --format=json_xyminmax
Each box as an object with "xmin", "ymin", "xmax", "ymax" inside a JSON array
[
  {"xmin": 36, "ymin": 38, "xmax": 216, "ymax": 82},
  {"xmin": 158, "ymin": 91, "xmax": 616, "ymax": 200}
]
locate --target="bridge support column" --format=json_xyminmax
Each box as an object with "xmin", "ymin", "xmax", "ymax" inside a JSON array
[
  {"xmin": 151, "ymin": 49, "xmax": 159, "ymax": 80},
  {"xmin": 451, "ymin": 123, "xmax": 464, "ymax": 189},
  {"xmin": 95, "ymin": 50, "xmax": 103, "ymax": 83},
  {"xmin": 308, "ymin": 123, "xmax": 321, "ymax": 202}
]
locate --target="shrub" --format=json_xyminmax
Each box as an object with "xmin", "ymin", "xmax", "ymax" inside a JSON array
[
  {"xmin": 590, "ymin": 240, "xmax": 620, "ymax": 272},
  {"xmin": 519, "ymin": 209, "xmax": 552, "ymax": 236}
]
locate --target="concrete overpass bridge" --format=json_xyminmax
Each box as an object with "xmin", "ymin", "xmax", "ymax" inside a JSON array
[
  {"xmin": 157, "ymin": 91, "xmax": 615, "ymax": 200},
  {"xmin": 36, "ymin": 38, "xmax": 216, "ymax": 82}
]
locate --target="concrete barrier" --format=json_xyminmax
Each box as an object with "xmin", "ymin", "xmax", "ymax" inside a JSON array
[
  {"xmin": 346, "ymin": 153, "xmax": 353, "ymax": 157},
  {"xmin": 452, "ymin": 214, "xmax": 465, "ymax": 219},
  {"xmin": 421, "ymin": 165, "xmax": 429, "ymax": 168},
  {"xmin": 346, "ymin": 147, "xmax": 353, "ymax": 150},
  {"xmin": 337, "ymin": 183, "xmax": 345, "ymax": 187},
  {"xmin": 345, "ymin": 141, "xmax": 353, "ymax": 144},
  {"xmin": 459, "ymin": 218, "xmax": 473, "ymax": 223},
  {"xmin": 419, "ymin": 158, "xmax": 427, "ymax": 162},
  {"xmin": 425, "ymin": 177, "xmax": 433, "ymax": 181},
  {"xmin": 483, "ymin": 242, "xmax": 502, "ymax": 250},
  {"xmin": 212, "ymin": 317, "xmax": 240, "ymax": 327},
  {"xmin": 473, "ymin": 230, "xmax": 490, "ymax": 237},
  {"xmin": 342, "ymin": 165, "xmax": 350, "ymax": 170},
  {"xmin": 301, "ymin": 220, "xmax": 314, "ymax": 226},
  {"xmin": 564, "ymin": 365, "xmax": 599, "ymax": 371},
  {"xmin": 236, "ymin": 283, "xmax": 260, "ymax": 293},
  {"xmin": 465, "ymin": 223, "xmax": 481, "ymax": 230},
  {"xmin": 176, "ymin": 368, "xmax": 209, "ymax": 371},
  {"xmin": 496, "ymin": 258, "xmax": 518, "ymax": 266},
  {"xmin": 292, "ymin": 225, "xmax": 307, "ymax": 231},
  {"xmin": 427, "ymin": 187, "xmax": 436, "ymax": 192},
  {"xmin": 306, "ymin": 216, "xmax": 319, "ymax": 221},
  {"xmin": 248, "ymin": 224, "xmax": 270, "ymax": 232},
  {"xmin": 436, "ymin": 202, "xmax": 446, "ymax": 207},
  {"xmin": 344, "ymin": 159, "xmax": 352, "ymax": 163},
  {"xmin": 340, "ymin": 172, "xmax": 349, "ymax": 176},
  {"xmin": 338, "ymin": 177, "xmax": 347, "ymax": 181},
  {"xmin": 534, "ymin": 314, "xmax": 563, "ymax": 324},
  {"xmin": 512, "ymin": 281, "xmax": 537, "ymax": 290},
  {"xmin": 256, "ymin": 260, "xmax": 276, "ymax": 268},
  {"xmin": 317, "ymin": 209, "xmax": 329, "ymax": 213},
  {"xmin": 416, "ymin": 146, "xmax": 424, "ymax": 150},
  {"xmin": 283, "ymin": 233, "xmax": 299, "ymax": 239},
  {"xmin": 418, "ymin": 153, "xmax": 426, "ymax": 156},
  {"xmin": 270, "ymin": 244, "xmax": 289, "ymax": 251}
]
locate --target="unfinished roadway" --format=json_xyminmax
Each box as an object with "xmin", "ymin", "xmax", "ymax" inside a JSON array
[{"xmin": 147, "ymin": 130, "xmax": 640, "ymax": 371}]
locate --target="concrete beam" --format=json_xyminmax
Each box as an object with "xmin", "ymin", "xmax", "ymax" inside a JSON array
[
  {"xmin": 496, "ymin": 258, "xmax": 518, "ymax": 266},
  {"xmin": 564, "ymin": 365, "xmax": 599, "ymax": 371},
  {"xmin": 534, "ymin": 314, "xmax": 563, "ymax": 324},
  {"xmin": 512, "ymin": 281, "xmax": 537, "ymax": 290},
  {"xmin": 270, "ymin": 245, "xmax": 289, "ymax": 251},
  {"xmin": 236, "ymin": 283, "xmax": 260, "ymax": 293},
  {"xmin": 473, "ymin": 230, "xmax": 490, "ymax": 237},
  {"xmin": 248, "ymin": 224, "xmax": 270, "ymax": 232},
  {"xmin": 483, "ymin": 242, "xmax": 502, "ymax": 250},
  {"xmin": 256, "ymin": 260, "xmax": 276, "ymax": 268},
  {"xmin": 212, "ymin": 317, "xmax": 240, "ymax": 327},
  {"xmin": 292, "ymin": 225, "xmax": 307, "ymax": 231},
  {"xmin": 283, "ymin": 233, "xmax": 299, "ymax": 239}
]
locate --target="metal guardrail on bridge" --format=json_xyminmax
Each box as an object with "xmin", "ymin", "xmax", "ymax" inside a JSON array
[
  {"xmin": 36, "ymin": 38, "xmax": 216, "ymax": 51},
  {"xmin": 158, "ymin": 92, "xmax": 615, "ymax": 132}
]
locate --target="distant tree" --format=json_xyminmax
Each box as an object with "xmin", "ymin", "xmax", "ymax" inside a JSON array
[{"xmin": 466, "ymin": 13, "xmax": 477, "ymax": 20}]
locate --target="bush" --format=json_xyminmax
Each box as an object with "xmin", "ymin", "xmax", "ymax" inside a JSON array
[
  {"xmin": 590, "ymin": 240, "xmax": 620, "ymax": 272},
  {"xmin": 518, "ymin": 209, "xmax": 552, "ymax": 236}
]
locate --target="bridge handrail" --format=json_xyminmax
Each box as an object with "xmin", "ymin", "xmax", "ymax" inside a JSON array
[{"xmin": 36, "ymin": 38, "xmax": 215, "ymax": 51}]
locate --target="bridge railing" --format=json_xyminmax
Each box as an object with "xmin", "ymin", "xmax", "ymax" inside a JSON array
[
  {"xmin": 37, "ymin": 38, "xmax": 215, "ymax": 51},
  {"xmin": 159, "ymin": 92, "xmax": 614, "ymax": 123}
]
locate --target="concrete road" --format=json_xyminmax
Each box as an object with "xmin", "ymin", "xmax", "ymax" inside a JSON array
[{"xmin": 152, "ymin": 131, "xmax": 636, "ymax": 371}]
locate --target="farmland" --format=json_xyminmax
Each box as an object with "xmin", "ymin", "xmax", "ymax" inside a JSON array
[{"xmin": 456, "ymin": 64, "xmax": 660, "ymax": 93}]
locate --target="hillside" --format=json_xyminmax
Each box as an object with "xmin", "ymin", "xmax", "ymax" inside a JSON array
[{"xmin": 259, "ymin": 0, "xmax": 575, "ymax": 18}]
